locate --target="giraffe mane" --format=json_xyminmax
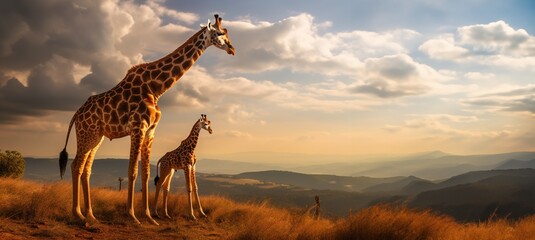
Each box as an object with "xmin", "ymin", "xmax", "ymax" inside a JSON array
[
  {"xmin": 127, "ymin": 62, "xmax": 150, "ymax": 73},
  {"xmin": 126, "ymin": 27, "xmax": 209, "ymax": 73}
]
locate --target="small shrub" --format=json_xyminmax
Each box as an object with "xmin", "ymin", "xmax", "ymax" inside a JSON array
[{"xmin": 0, "ymin": 150, "xmax": 25, "ymax": 178}]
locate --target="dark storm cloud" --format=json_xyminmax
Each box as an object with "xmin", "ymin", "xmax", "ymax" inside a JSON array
[
  {"xmin": 0, "ymin": 0, "xmax": 127, "ymax": 123},
  {"xmin": 0, "ymin": 57, "xmax": 91, "ymax": 123},
  {"xmin": 0, "ymin": 0, "xmax": 110, "ymax": 70}
]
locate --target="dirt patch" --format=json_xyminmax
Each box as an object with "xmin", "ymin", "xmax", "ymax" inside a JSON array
[{"xmin": 0, "ymin": 217, "xmax": 228, "ymax": 240}]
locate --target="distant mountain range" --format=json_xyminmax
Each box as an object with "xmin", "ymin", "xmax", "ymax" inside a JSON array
[
  {"xmin": 348, "ymin": 151, "xmax": 535, "ymax": 180},
  {"xmin": 195, "ymin": 151, "xmax": 535, "ymax": 180},
  {"xmin": 21, "ymin": 152, "xmax": 535, "ymax": 221},
  {"xmin": 495, "ymin": 159, "xmax": 535, "ymax": 170},
  {"xmin": 200, "ymin": 151, "xmax": 535, "ymax": 180}
]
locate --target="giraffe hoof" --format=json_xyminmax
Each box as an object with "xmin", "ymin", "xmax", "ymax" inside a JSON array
[
  {"xmin": 86, "ymin": 219, "xmax": 99, "ymax": 226},
  {"xmin": 73, "ymin": 211, "xmax": 86, "ymax": 222},
  {"xmin": 128, "ymin": 212, "xmax": 142, "ymax": 225},
  {"xmin": 130, "ymin": 217, "xmax": 141, "ymax": 225},
  {"xmin": 149, "ymin": 218, "xmax": 159, "ymax": 226},
  {"xmin": 165, "ymin": 215, "xmax": 173, "ymax": 220},
  {"xmin": 86, "ymin": 214, "xmax": 99, "ymax": 224}
]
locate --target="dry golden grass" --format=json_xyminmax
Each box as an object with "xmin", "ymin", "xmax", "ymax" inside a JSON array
[
  {"xmin": 330, "ymin": 204, "xmax": 456, "ymax": 240},
  {"xmin": 1, "ymin": 178, "xmax": 535, "ymax": 240}
]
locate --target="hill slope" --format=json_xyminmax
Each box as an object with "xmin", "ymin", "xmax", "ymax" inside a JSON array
[
  {"xmin": 495, "ymin": 159, "xmax": 535, "ymax": 170},
  {"xmin": 410, "ymin": 169, "xmax": 535, "ymax": 221},
  {"xmin": 22, "ymin": 157, "xmax": 535, "ymax": 221},
  {"xmin": 362, "ymin": 176, "xmax": 425, "ymax": 193},
  {"xmin": 403, "ymin": 169, "xmax": 535, "ymax": 195},
  {"xmin": 1, "ymin": 178, "xmax": 535, "ymax": 240}
]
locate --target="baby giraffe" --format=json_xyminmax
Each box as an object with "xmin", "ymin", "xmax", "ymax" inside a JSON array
[{"xmin": 153, "ymin": 114, "xmax": 212, "ymax": 220}]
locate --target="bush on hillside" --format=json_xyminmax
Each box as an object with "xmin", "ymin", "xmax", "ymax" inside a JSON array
[{"xmin": 0, "ymin": 150, "xmax": 25, "ymax": 178}]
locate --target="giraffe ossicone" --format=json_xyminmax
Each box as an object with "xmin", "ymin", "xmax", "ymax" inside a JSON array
[
  {"xmin": 153, "ymin": 114, "xmax": 212, "ymax": 220},
  {"xmin": 58, "ymin": 14, "xmax": 234, "ymax": 225}
]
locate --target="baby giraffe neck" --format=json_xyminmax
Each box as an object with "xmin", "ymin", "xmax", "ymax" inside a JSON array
[{"xmin": 184, "ymin": 121, "xmax": 202, "ymax": 151}]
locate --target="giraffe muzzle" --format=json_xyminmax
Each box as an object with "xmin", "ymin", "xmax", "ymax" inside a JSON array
[{"xmin": 226, "ymin": 46, "xmax": 235, "ymax": 55}]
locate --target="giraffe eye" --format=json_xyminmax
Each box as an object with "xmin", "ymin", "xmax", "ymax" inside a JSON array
[{"xmin": 216, "ymin": 32, "xmax": 225, "ymax": 36}]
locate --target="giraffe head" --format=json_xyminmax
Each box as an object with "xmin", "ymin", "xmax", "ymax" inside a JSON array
[
  {"xmin": 205, "ymin": 14, "xmax": 235, "ymax": 55},
  {"xmin": 199, "ymin": 114, "xmax": 213, "ymax": 134}
]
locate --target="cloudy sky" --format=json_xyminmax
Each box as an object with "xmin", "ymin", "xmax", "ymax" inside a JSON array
[{"xmin": 1, "ymin": 0, "xmax": 534, "ymax": 162}]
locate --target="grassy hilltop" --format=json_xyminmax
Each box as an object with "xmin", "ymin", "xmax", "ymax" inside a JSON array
[{"xmin": 1, "ymin": 178, "xmax": 535, "ymax": 240}]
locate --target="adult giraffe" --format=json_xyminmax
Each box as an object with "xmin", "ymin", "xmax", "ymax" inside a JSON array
[{"xmin": 59, "ymin": 15, "xmax": 234, "ymax": 225}]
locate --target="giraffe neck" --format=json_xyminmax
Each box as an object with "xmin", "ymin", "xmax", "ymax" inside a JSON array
[
  {"xmin": 181, "ymin": 120, "xmax": 202, "ymax": 151},
  {"xmin": 133, "ymin": 27, "xmax": 210, "ymax": 99}
]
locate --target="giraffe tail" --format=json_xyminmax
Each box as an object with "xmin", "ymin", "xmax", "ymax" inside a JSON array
[
  {"xmin": 59, "ymin": 113, "xmax": 76, "ymax": 179},
  {"xmin": 154, "ymin": 160, "xmax": 161, "ymax": 186}
]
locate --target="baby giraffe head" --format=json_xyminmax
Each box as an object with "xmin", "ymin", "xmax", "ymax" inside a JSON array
[
  {"xmin": 205, "ymin": 14, "xmax": 235, "ymax": 55},
  {"xmin": 199, "ymin": 114, "xmax": 212, "ymax": 134}
]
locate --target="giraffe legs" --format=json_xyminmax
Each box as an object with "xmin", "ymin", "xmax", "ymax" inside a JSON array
[
  {"xmin": 141, "ymin": 129, "xmax": 158, "ymax": 225},
  {"xmin": 127, "ymin": 127, "xmax": 159, "ymax": 225},
  {"xmin": 191, "ymin": 165, "xmax": 206, "ymax": 218},
  {"xmin": 153, "ymin": 164, "xmax": 173, "ymax": 219},
  {"xmin": 162, "ymin": 169, "xmax": 174, "ymax": 219},
  {"xmin": 81, "ymin": 137, "xmax": 104, "ymax": 223},
  {"xmin": 153, "ymin": 171, "xmax": 162, "ymax": 219},
  {"xmin": 127, "ymin": 130, "xmax": 143, "ymax": 225},
  {"xmin": 71, "ymin": 151, "xmax": 89, "ymax": 221},
  {"xmin": 71, "ymin": 130, "xmax": 103, "ymax": 224},
  {"xmin": 184, "ymin": 165, "xmax": 197, "ymax": 220}
]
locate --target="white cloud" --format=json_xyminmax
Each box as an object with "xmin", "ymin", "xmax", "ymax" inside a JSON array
[
  {"xmin": 352, "ymin": 54, "xmax": 450, "ymax": 98},
  {"xmin": 458, "ymin": 20, "xmax": 533, "ymax": 56},
  {"xmin": 173, "ymin": 66, "xmax": 287, "ymax": 104},
  {"xmin": 114, "ymin": 1, "xmax": 195, "ymax": 59},
  {"xmin": 0, "ymin": 116, "xmax": 64, "ymax": 133},
  {"xmin": 420, "ymin": 20, "xmax": 535, "ymax": 68},
  {"xmin": 3, "ymin": 1, "xmax": 524, "ymax": 129},
  {"xmin": 171, "ymin": 66, "xmax": 383, "ymax": 113},
  {"xmin": 462, "ymin": 85, "xmax": 535, "ymax": 114},
  {"xmin": 220, "ymin": 13, "xmax": 419, "ymax": 77},
  {"xmin": 419, "ymin": 34, "xmax": 469, "ymax": 60},
  {"xmin": 219, "ymin": 104, "xmax": 257, "ymax": 124},
  {"xmin": 146, "ymin": 0, "xmax": 199, "ymax": 24},
  {"xmin": 209, "ymin": 15, "xmax": 459, "ymax": 100},
  {"xmin": 389, "ymin": 114, "xmax": 512, "ymax": 139},
  {"xmin": 0, "ymin": 0, "xmax": 198, "ymax": 122},
  {"xmin": 463, "ymin": 72, "xmax": 495, "ymax": 80},
  {"xmin": 224, "ymin": 130, "xmax": 253, "ymax": 139},
  {"xmin": 406, "ymin": 114, "xmax": 479, "ymax": 124}
]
